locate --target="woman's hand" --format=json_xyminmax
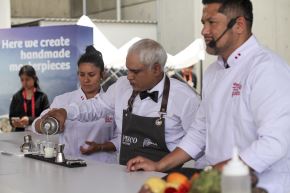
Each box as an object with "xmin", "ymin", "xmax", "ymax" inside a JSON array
[
  {"xmin": 11, "ymin": 116, "xmax": 28, "ymax": 128},
  {"xmin": 80, "ymin": 141, "xmax": 102, "ymax": 155},
  {"xmin": 20, "ymin": 116, "xmax": 29, "ymax": 127},
  {"xmin": 11, "ymin": 118, "xmax": 22, "ymax": 128}
]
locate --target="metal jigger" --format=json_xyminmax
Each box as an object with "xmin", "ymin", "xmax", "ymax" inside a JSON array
[{"xmin": 55, "ymin": 144, "xmax": 65, "ymax": 163}]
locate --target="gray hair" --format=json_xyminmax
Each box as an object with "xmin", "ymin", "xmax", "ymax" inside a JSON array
[{"xmin": 128, "ymin": 39, "xmax": 167, "ymax": 70}]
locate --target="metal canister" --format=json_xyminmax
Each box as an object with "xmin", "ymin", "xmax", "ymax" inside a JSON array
[
  {"xmin": 20, "ymin": 135, "xmax": 34, "ymax": 153},
  {"xmin": 40, "ymin": 117, "xmax": 60, "ymax": 135}
]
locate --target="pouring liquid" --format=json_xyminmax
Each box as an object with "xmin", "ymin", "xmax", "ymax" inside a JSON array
[
  {"xmin": 46, "ymin": 130, "xmax": 50, "ymax": 142},
  {"xmin": 44, "ymin": 123, "xmax": 51, "ymax": 142},
  {"xmin": 44, "ymin": 129, "xmax": 54, "ymax": 158}
]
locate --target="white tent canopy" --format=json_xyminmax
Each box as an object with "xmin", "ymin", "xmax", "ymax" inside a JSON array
[
  {"xmin": 167, "ymin": 38, "xmax": 205, "ymax": 69},
  {"xmin": 77, "ymin": 15, "xmax": 117, "ymax": 66},
  {"xmin": 77, "ymin": 16, "xmax": 205, "ymax": 70},
  {"xmin": 106, "ymin": 38, "xmax": 176, "ymax": 70},
  {"xmin": 166, "ymin": 54, "xmax": 175, "ymax": 69},
  {"xmin": 107, "ymin": 37, "xmax": 141, "ymax": 69}
]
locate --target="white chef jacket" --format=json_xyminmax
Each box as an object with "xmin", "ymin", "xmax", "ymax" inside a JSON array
[
  {"xmin": 32, "ymin": 88, "xmax": 117, "ymax": 164},
  {"xmin": 65, "ymin": 74, "xmax": 201, "ymax": 153},
  {"xmin": 179, "ymin": 35, "xmax": 290, "ymax": 193}
]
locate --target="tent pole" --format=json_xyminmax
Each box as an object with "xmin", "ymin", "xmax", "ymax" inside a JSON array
[
  {"xmin": 82, "ymin": 0, "xmax": 87, "ymax": 15},
  {"xmin": 200, "ymin": 60, "xmax": 203, "ymax": 97},
  {"xmin": 116, "ymin": 0, "xmax": 121, "ymax": 21}
]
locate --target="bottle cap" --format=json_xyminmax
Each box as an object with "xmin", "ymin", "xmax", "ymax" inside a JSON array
[{"xmin": 223, "ymin": 147, "xmax": 249, "ymax": 176}]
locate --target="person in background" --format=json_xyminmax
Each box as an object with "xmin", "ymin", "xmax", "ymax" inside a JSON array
[
  {"xmin": 170, "ymin": 66, "xmax": 198, "ymax": 89},
  {"xmin": 32, "ymin": 46, "xmax": 117, "ymax": 163},
  {"xmin": 127, "ymin": 0, "xmax": 290, "ymax": 193},
  {"xmin": 181, "ymin": 65, "xmax": 197, "ymax": 89},
  {"xmin": 9, "ymin": 65, "xmax": 49, "ymax": 132}
]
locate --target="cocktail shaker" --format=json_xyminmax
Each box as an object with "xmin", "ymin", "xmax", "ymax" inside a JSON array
[{"xmin": 40, "ymin": 117, "xmax": 60, "ymax": 135}]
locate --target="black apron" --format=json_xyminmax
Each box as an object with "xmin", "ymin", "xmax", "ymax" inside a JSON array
[{"xmin": 119, "ymin": 76, "xmax": 171, "ymax": 165}]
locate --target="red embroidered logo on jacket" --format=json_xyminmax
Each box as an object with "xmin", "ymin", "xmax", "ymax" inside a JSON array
[
  {"xmin": 232, "ymin": 82, "xmax": 242, "ymax": 97},
  {"xmin": 105, "ymin": 116, "xmax": 113, "ymax": 123}
]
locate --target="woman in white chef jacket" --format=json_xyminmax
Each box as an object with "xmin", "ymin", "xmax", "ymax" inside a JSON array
[{"xmin": 32, "ymin": 46, "xmax": 117, "ymax": 163}]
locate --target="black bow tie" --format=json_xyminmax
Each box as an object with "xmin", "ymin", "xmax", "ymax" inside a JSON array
[
  {"xmin": 139, "ymin": 91, "xmax": 159, "ymax": 103},
  {"xmin": 225, "ymin": 62, "xmax": 230, "ymax": 69}
]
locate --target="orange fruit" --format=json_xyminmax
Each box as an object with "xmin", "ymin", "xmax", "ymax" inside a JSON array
[{"xmin": 166, "ymin": 172, "xmax": 189, "ymax": 187}]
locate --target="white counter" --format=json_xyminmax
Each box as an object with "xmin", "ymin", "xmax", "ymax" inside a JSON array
[{"xmin": 0, "ymin": 132, "xmax": 165, "ymax": 193}]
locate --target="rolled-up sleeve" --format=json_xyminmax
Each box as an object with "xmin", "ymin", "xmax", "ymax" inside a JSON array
[
  {"xmin": 64, "ymin": 82, "xmax": 117, "ymax": 122},
  {"xmin": 65, "ymin": 103, "xmax": 81, "ymax": 120},
  {"xmin": 180, "ymin": 94, "xmax": 201, "ymax": 132},
  {"xmin": 110, "ymin": 134, "xmax": 121, "ymax": 152},
  {"xmin": 178, "ymin": 101, "xmax": 206, "ymax": 159}
]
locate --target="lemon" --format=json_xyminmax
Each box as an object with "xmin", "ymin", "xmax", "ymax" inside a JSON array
[{"xmin": 145, "ymin": 177, "xmax": 166, "ymax": 193}]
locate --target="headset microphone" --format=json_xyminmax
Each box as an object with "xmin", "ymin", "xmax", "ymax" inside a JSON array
[{"xmin": 208, "ymin": 17, "xmax": 238, "ymax": 48}]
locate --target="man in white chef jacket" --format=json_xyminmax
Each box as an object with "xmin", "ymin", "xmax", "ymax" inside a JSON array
[{"xmin": 127, "ymin": 0, "xmax": 290, "ymax": 193}]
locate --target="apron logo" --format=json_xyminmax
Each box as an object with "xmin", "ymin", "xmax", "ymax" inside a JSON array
[
  {"xmin": 122, "ymin": 135, "xmax": 138, "ymax": 146},
  {"xmin": 232, "ymin": 82, "xmax": 242, "ymax": 97},
  {"xmin": 143, "ymin": 138, "xmax": 158, "ymax": 148}
]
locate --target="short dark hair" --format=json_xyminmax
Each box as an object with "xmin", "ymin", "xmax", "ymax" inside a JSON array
[
  {"xmin": 202, "ymin": 0, "xmax": 253, "ymax": 29},
  {"xmin": 77, "ymin": 45, "xmax": 105, "ymax": 73},
  {"xmin": 19, "ymin": 65, "xmax": 40, "ymax": 89}
]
